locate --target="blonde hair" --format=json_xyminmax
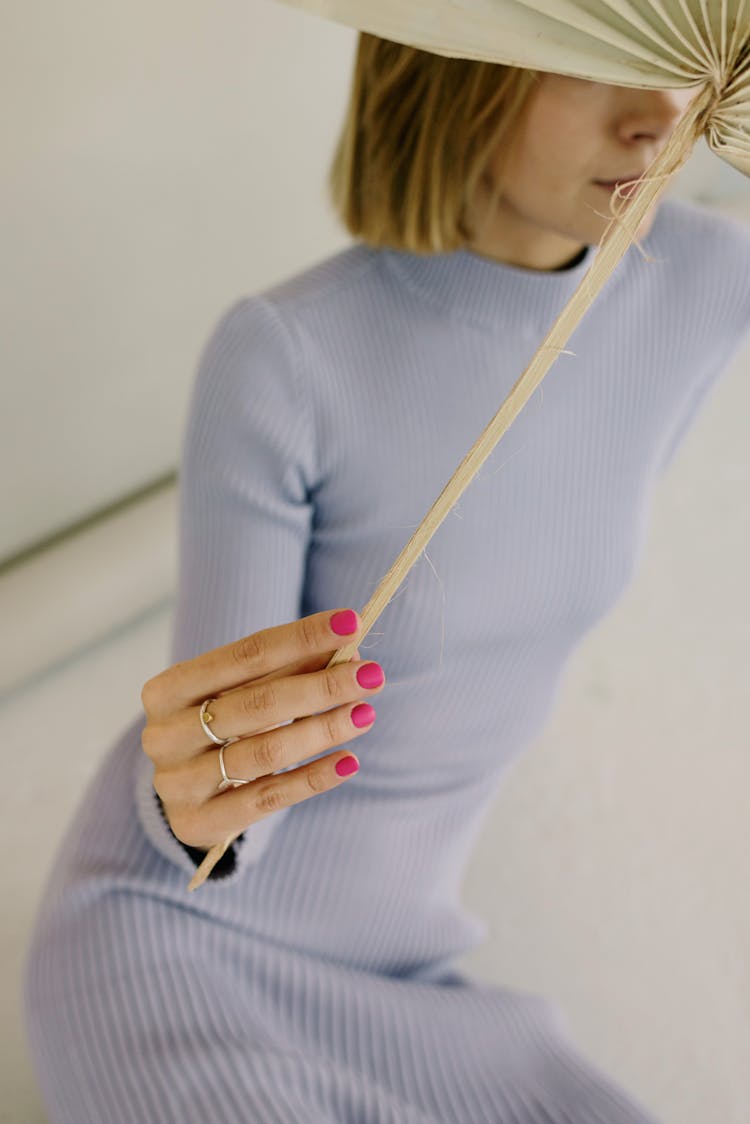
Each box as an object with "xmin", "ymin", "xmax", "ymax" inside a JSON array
[{"xmin": 327, "ymin": 33, "xmax": 541, "ymax": 254}]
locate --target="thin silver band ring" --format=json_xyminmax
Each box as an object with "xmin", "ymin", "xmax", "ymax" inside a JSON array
[
  {"xmin": 217, "ymin": 740, "xmax": 251, "ymax": 792},
  {"xmin": 199, "ymin": 697, "xmax": 248, "ymax": 791}
]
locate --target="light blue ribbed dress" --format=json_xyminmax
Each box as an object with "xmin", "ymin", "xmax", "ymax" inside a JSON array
[{"xmin": 23, "ymin": 198, "xmax": 750, "ymax": 1123}]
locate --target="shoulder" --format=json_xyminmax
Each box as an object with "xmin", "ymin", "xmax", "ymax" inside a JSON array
[
  {"xmin": 203, "ymin": 242, "xmax": 389, "ymax": 364},
  {"xmin": 640, "ymin": 197, "xmax": 750, "ymax": 324},
  {"xmin": 191, "ymin": 243, "xmax": 388, "ymax": 435},
  {"xmin": 259, "ymin": 242, "xmax": 384, "ymax": 314},
  {"xmin": 648, "ymin": 195, "xmax": 750, "ymax": 253},
  {"xmin": 194, "ymin": 243, "xmax": 376, "ymax": 365}
]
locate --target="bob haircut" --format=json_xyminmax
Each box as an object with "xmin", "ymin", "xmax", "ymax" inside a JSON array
[{"xmin": 328, "ymin": 32, "xmax": 542, "ymax": 255}]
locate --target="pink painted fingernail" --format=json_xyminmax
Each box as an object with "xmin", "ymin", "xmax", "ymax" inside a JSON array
[
  {"xmin": 336, "ymin": 755, "xmax": 359, "ymax": 777},
  {"xmin": 351, "ymin": 703, "xmax": 376, "ymax": 728},
  {"xmin": 330, "ymin": 609, "xmax": 358, "ymax": 635},
  {"xmin": 356, "ymin": 662, "xmax": 384, "ymax": 690}
]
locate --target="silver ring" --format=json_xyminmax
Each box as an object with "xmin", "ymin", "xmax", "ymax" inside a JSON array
[
  {"xmin": 199, "ymin": 697, "xmax": 234, "ymax": 746},
  {"xmin": 217, "ymin": 740, "xmax": 250, "ymax": 793}
]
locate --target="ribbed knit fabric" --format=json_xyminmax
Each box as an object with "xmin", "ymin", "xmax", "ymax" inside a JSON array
[{"xmin": 23, "ymin": 198, "xmax": 750, "ymax": 1123}]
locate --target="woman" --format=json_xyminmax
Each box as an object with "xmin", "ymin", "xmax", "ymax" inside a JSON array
[{"xmin": 23, "ymin": 34, "xmax": 750, "ymax": 1123}]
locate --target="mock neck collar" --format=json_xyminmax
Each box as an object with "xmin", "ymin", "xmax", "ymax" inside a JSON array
[{"xmin": 379, "ymin": 238, "xmax": 605, "ymax": 334}]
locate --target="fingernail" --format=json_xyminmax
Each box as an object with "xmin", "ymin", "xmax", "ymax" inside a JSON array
[
  {"xmin": 356, "ymin": 662, "xmax": 384, "ymax": 690},
  {"xmin": 336, "ymin": 755, "xmax": 359, "ymax": 777},
  {"xmin": 330, "ymin": 609, "xmax": 358, "ymax": 636},
  {"xmin": 351, "ymin": 703, "xmax": 376, "ymax": 728}
]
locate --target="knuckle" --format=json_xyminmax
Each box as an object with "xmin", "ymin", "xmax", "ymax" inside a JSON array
[
  {"xmin": 322, "ymin": 710, "xmax": 341, "ymax": 746},
  {"xmin": 151, "ymin": 767, "xmax": 174, "ymax": 803},
  {"xmin": 253, "ymin": 731, "xmax": 285, "ymax": 774},
  {"xmin": 140, "ymin": 668, "xmax": 181, "ymax": 722},
  {"xmin": 299, "ymin": 615, "xmax": 319, "ymax": 652},
  {"xmin": 255, "ymin": 783, "xmax": 287, "ymax": 815},
  {"xmin": 320, "ymin": 668, "xmax": 342, "ymax": 704},
  {"xmin": 232, "ymin": 631, "xmax": 266, "ymax": 674},
  {"xmin": 140, "ymin": 722, "xmax": 161, "ymax": 761},
  {"xmin": 305, "ymin": 766, "xmax": 328, "ymax": 796},
  {"xmin": 167, "ymin": 806, "xmax": 201, "ymax": 848},
  {"xmin": 242, "ymin": 682, "xmax": 277, "ymax": 717},
  {"xmin": 140, "ymin": 674, "xmax": 166, "ymax": 715}
]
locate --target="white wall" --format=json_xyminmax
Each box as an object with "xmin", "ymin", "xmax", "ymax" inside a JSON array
[{"xmin": 1, "ymin": 0, "xmax": 357, "ymax": 564}]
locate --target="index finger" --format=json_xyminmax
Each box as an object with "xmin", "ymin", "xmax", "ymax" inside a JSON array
[{"xmin": 141, "ymin": 608, "xmax": 362, "ymax": 720}]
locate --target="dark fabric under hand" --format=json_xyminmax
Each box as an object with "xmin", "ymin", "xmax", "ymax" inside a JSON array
[{"xmin": 153, "ymin": 788, "xmax": 245, "ymax": 880}]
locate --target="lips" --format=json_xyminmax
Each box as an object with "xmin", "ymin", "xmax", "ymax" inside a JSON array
[
  {"xmin": 595, "ymin": 172, "xmax": 645, "ymax": 185},
  {"xmin": 594, "ymin": 176, "xmax": 643, "ymax": 198},
  {"xmin": 594, "ymin": 172, "xmax": 644, "ymax": 188}
]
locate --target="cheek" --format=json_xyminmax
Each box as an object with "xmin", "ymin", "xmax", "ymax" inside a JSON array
[
  {"xmin": 512, "ymin": 138, "xmax": 583, "ymax": 198},
  {"xmin": 518, "ymin": 103, "xmax": 592, "ymax": 184}
]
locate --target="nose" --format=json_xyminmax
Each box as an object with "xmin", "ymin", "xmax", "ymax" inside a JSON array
[{"xmin": 616, "ymin": 85, "xmax": 697, "ymax": 145}]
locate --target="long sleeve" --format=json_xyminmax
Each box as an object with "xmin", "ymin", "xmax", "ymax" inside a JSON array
[{"xmin": 134, "ymin": 294, "xmax": 318, "ymax": 884}]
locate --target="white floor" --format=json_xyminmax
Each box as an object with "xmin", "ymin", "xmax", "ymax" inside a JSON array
[{"xmin": 4, "ymin": 336, "xmax": 750, "ymax": 1123}]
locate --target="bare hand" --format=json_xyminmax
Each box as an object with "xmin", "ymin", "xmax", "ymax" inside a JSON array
[{"xmin": 139, "ymin": 609, "xmax": 384, "ymax": 852}]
